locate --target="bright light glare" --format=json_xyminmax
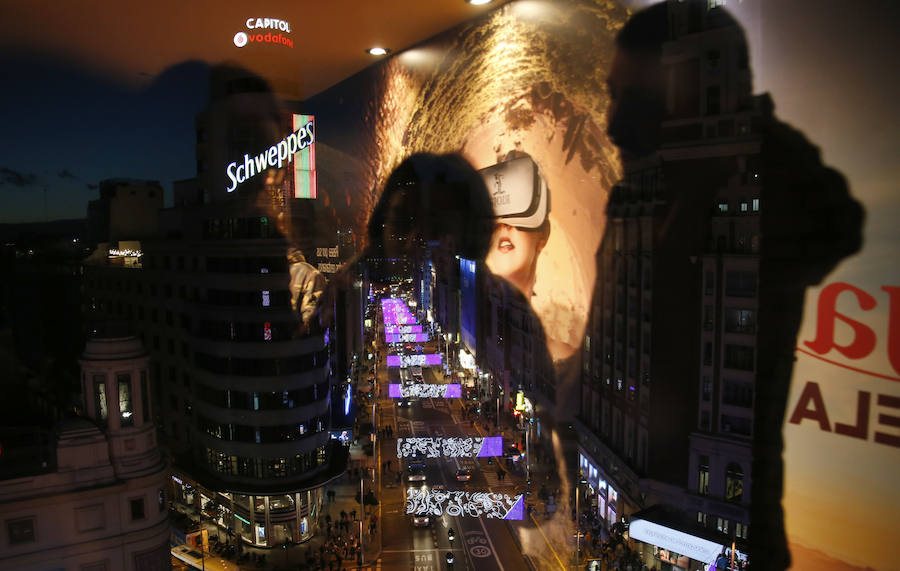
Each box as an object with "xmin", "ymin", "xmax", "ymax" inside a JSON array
[
  {"xmin": 467, "ymin": 0, "xmax": 493, "ymax": 5},
  {"xmin": 367, "ymin": 47, "xmax": 389, "ymax": 56}
]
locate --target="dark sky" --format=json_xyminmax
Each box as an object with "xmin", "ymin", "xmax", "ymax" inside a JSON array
[{"xmin": 0, "ymin": 53, "xmax": 209, "ymax": 223}]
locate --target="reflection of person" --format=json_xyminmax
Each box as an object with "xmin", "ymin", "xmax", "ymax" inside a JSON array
[
  {"xmin": 287, "ymin": 247, "xmax": 326, "ymax": 331},
  {"xmin": 480, "ymin": 154, "xmax": 551, "ymax": 300},
  {"xmin": 605, "ymin": 3, "xmax": 863, "ymax": 570}
]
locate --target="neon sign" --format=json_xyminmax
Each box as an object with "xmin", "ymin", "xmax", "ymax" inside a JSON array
[
  {"xmin": 234, "ymin": 18, "xmax": 293, "ymax": 49},
  {"xmin": 225, "ymin": 118, "xmax": 315, "ymax": 193}
]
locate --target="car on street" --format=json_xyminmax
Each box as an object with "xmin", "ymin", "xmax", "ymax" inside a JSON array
[
  {"xmin": 408, "ymin": 456, "xmax": 427, "ymax": 470},
  {"xmin": 411, "ymin": 513, "xmax": 431, "ymax": 527},
  {"xmin": 455, "ymin": 468, "xmax": 472, "ymax": 482},
  {"xmin": 430, "ymin": 484, "xmax": 446, "ymax": 493},
  {"xmin": 396, "ymin": 397, "xmax": 411, "ymax": 407},
  {"xmin": 407, "ymin": 468, "xmax": 427, "ymax": 485}
]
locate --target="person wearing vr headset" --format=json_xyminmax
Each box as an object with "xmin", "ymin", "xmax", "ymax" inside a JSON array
[{"xmin": 480, "ymin": 153, "xmax": 551, "ymax": 301}]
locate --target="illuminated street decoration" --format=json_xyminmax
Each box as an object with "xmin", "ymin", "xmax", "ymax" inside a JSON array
[
  {"xmin": 389, "ymin": 383, "xmax": 461, "ymax": 398},
  {"xmin": 385, "ymin": 333, "xmax": 430, "ymax": 343},
  {"xmin": 406, "ymin": 489, "xmax": 524, "ymax": 520},
  {"xmin": 385, "ymin": 325, "xmax": 424, "ymax": 334},
  {"xmin": 386, "ymin": 354, "xmax": 442, "ymax": 367},
  {"xmin": 381, "ymin": 298, "xmax": 416, "ymax": 326},
  {"xmin": 397, "ymin": 437, "xmax": 503, "ymax": 458}
]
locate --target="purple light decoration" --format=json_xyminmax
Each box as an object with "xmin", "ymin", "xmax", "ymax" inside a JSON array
[
  {"xmin": 385, "ymin": 325, "xmax": 423, "ymax": 334},
  {"xmin": 504, "ymin": 495, "xmax": 525, "ymax": 520},
  {"xmin": 384, "ymin": 333, "xmax": 430, "ymax": 343},
  {"xmin": 389, "ymin": 384, "xmax": 403, "ymax": 398},
  {"xmin": 477, "ymin": 436, "xmax": 504, "ymax": 457},
  {"xmin": 385, "ymin": 354, "xmax": 442, "ymax": 367},
  {"xmin": 444, "ymin": 384, "xmax": 461, "ymax": 398}
]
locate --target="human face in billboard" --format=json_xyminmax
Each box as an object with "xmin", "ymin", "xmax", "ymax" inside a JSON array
[{"xmin": 488, "ymin": 222, "xmax": 548, "ymax": 299}]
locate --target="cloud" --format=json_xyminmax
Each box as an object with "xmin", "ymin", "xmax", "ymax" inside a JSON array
[
  {"xmin": 0, "ymin": 167, "xmax": 37, "ymax": 187},
  {"xmin": 58, "ymin": 169, "xmax": 79, "ymax": 180}
]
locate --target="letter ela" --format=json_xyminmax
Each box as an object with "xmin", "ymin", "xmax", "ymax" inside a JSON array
[{"xmin": 789, "ymin": 381, "xmax": 900, "ymax": 448}]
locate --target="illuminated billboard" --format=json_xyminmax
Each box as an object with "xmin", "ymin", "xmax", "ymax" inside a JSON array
[
  {"xmin": 291, "ymin": 114, "xmax": 316, "ymax": 199},
  {"xmin": 224, "ymin": 116, "xmax": 315, "ymax": 194},
  {"xmin": 406, "ymin": 489, "xmax": 524, "ymax": 521}
]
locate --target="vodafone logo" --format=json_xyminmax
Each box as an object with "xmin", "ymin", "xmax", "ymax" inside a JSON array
[{"xmin": 234, "ymin": 17, "xmax": 293, "ymax": 49}]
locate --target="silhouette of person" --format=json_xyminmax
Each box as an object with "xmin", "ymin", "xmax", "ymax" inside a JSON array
[{"xmin": 604, "ymin": 2, "xmax": 863, "ymax": 569}]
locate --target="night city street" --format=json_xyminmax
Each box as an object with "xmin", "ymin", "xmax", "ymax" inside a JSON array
[{"xmin": 0, "ymin": 1, "xmax": 897, "ymax": 571}]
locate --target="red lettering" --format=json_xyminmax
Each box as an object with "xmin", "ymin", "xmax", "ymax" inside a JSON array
[
  {"xmin": 875, "ymin": 394, "xmax": 900, "ymax": 448},
  {"xmin": 789, "ymin": 381, "xmax": 831, "ymax": 431},
  {"xmin": 881, "ymin": 286, "xmax": 900, "ymax": 376},
  {"xmin": 803, "ymin": 282, "xmax": 877, "ymax": 360},
  {"xmin": 834, "ymin": 391, "xmax": 870, "ymax": 440}
]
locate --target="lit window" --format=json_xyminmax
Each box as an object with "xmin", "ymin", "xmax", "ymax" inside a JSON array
[
  {"xmin": 264, "ymin": 322, "xmax": 272, "ymax": 341},
  {"xmin": 118, "ymin": 374, "xmax": 133, "ymax": 427},
  {"xmin": 752, "ymin": 198, "xmax": 759, "ymax": 211},
  {"xmin": 261, "ymin": 290, "xmax": 271, "ymax": 307},
  {"xmin": 717, "ymin": 201, "xmax": 728, "ymax": 213},
  {"xmin": 740, "ymin": 201, "xmax": 748, "ymax": 212}
]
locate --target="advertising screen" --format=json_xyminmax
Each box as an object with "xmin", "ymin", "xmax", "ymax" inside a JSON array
[
  {"xmin": 291, "ymin": 114, "xmax": 316, "ymax": 198},
  {"xmin": 460, "ymin": 258, "xmax": 477, "ymax": 357}
]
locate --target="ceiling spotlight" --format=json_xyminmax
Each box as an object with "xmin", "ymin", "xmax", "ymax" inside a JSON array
[
  {"xmin": 466, "ymin": 0, "xmax": 494, "ymax": 5},
  {"xmin": 367, "ymin": 47, "xmax": 390, "ymax": 56}
]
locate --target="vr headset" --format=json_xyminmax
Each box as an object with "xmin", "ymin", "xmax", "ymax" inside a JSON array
[{"xmin": 479, "ymin": 155, "xmax": 549, "ymax": 229}]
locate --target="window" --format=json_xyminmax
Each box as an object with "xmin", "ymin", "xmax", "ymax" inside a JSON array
[
  {"xmin": 703, "ymin": 342, "xmax": 713, "ymax": 366},
  {"xmin": 706, "ymin": 86, "xmax": 721, "ymax": 115},
  {"xmin": 130, "ymin": 498, "xmax": 145, "ymax": 521},
  {"xmin": 702, "ymin": 376, "xmax": 712, "ymax": 401},
  {"xmin": 94, "ymin": 375, "xmax": 108, "ymax": 423},
  {"xmin": 7, "ymin": 518, "xmax": 35, "ymax": 544},
  {"xmin": 140, "ymin": 371, "xmax": 150, "ymax": 423},
  {"xmin": 118, "ymin": 374, "xmax": 133, "ymax": 427},
  {"xmin": 725, "ymin": 308, "xmax": 756, "ymax": 333},
  {"xmin": 717, "ymin": 200, "xmax": 728, "ymax": 213},
  {"xmin": 740, "ymin": 200, "xmax": 748, "ymax": 212},
  {"xmin": 752, "ymin": 197, "xmax": 760, "ymax": 211},
  {"xmin": 726, "ymin": 463, "xmax": 744, "ymax": 503},
  {"xmin": 724, "ymin": 344, "xmax": 754, "ymax": 371},
  {"xmin": 717, "ymin": 517, "xmax": 729, "ymax": 534},
  {"xmin": 698, "ymin": 455, "xmax": 710, "ymax": 495},
  {"xmin": 725, "ymin": 271, "xmax": 757, "ymax": 298},
  {"xmin": 261, "ymin": 290, "xmax": 271, "ymax": 307}
]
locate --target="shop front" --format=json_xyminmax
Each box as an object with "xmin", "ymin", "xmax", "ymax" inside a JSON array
[{"xmin": 169, "ymin": 474, "xmax": 323, "ymax": 547}]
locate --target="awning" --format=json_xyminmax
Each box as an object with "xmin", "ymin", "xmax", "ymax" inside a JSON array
[{"xmin": 629, "ymin": 519, "xmax": 724, "ymax": 565}]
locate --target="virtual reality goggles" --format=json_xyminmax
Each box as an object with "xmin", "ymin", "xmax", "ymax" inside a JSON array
[{"xmin": 479, "ymin": 155, "xmax": 549, "ymax": 229}]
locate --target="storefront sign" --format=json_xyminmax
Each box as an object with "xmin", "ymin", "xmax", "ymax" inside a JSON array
[{"xmin": 629, "ymin": 520, "xmax": 723, "ymax": 565}]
